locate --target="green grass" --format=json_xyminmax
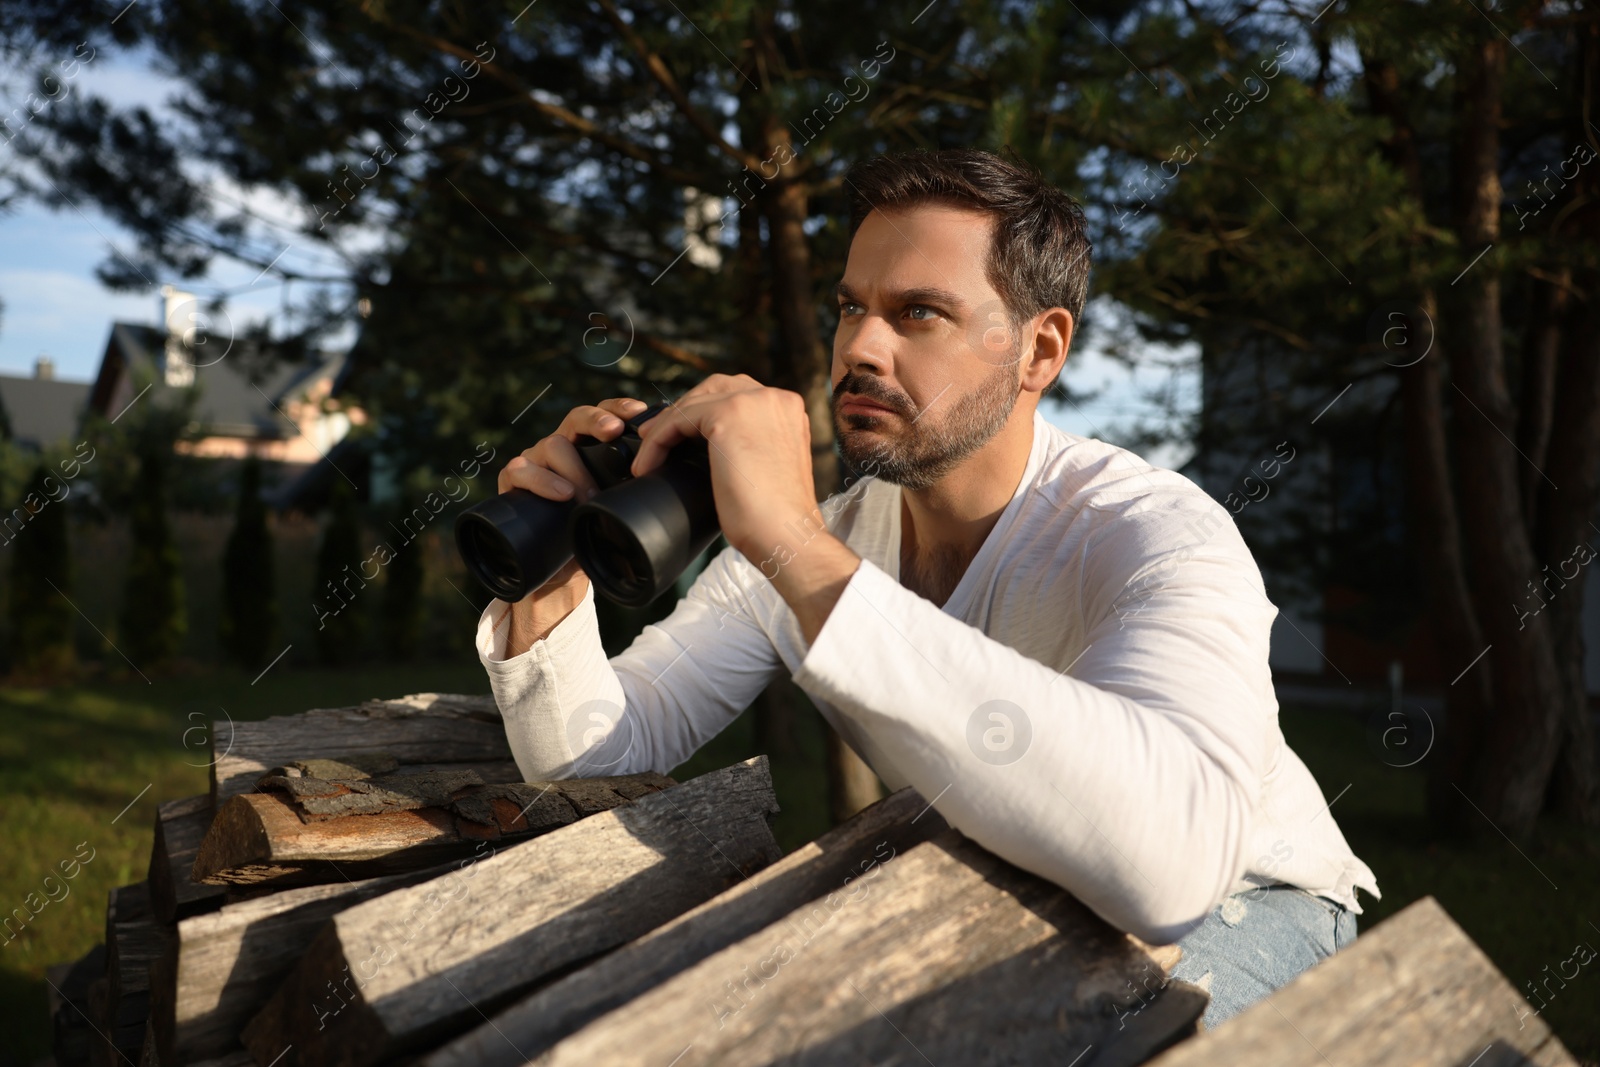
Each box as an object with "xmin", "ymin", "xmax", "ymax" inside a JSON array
[
  {"xmin": 3, "ymin": 672, "xmax": 1593, "ymax": 1063},
  {"xmin": 1279, "ymin": 704, "xmax": 1600, "ymax": 1061}
]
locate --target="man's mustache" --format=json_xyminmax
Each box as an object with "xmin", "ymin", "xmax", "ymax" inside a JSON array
[{"xmin": 833, "ymin": 373, "xmax": 916, "ymax": 418}]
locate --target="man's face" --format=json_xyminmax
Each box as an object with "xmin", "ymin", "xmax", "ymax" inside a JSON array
[{"xmin": 830, "ymin": 203, "xmax": 1027, "ymax": 491}]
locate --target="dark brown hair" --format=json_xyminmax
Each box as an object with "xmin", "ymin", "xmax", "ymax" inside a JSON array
[{"xmin": 843, "ymin": 147, "xmax": 1093, "ymax": 339}]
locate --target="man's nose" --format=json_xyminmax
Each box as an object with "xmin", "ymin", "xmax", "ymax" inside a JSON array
[{"xmin": 839, "ymin": 314, "xmax": 895, "ymax": 376}]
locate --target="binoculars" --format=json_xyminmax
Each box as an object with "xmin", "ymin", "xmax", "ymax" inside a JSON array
[{"xmin": 454, "ymin": 402, "xmax": 721, "ymax": 607}]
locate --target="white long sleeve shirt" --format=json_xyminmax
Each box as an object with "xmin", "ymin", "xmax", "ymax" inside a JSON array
[{"xmin": 474, "ymin": 411, "xmax": 1380, "ymax": 945}]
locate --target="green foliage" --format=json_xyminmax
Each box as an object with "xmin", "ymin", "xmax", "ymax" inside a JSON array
[
  {"xmin": 379, "ymin": 492, "xmax": 424, "ymax": 660},
  {"xmin": 219, "ymin": 456, "xmax": 278, "ymax": 669},
  {"xmin": 80, "ymin": 365, "xmax": 199, "ymax": 671},
  {"xmin": 23, "ymin": 0, "xmax": 992, "ymax": 476},
  {"xmin": 312, "ymin": 479, "xmax": 367, "ymax": 665},
  {"xmin": 4, "ymin": 463, "xmax": 74, "ymax": 677},
  {"xmin": 119, "ymin": 446, "xmax": 187, "ymax": 668}
]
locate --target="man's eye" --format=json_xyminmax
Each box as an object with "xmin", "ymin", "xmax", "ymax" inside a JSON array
[
  {"xmin": 907, "ymin": 305, "xmax": 939, "ymax": 320},
  {"xmin": 838, "ymin": 301, "xmax": 861, "ymax": 316}
]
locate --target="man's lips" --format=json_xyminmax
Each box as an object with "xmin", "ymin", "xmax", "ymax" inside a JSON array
[{"xmin": 837, "ymin": 393, "xmax": 901, "ymax": 417}]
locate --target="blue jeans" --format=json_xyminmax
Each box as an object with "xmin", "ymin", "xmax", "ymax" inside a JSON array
[{"xmin": 1169, "ymin": 883, "xmax": 1358, "ymax": 1030}]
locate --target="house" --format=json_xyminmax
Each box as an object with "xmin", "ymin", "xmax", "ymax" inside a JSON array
[
  {"xmin": 83, "ymin": 289, "xmax": 369, "ymax": 511},
  {"xmin": 0, "ymin": 356, "xmax": 91, "ymax": 452}
]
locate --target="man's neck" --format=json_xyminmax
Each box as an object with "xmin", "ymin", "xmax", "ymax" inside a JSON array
[{"xmin": 899, "ymin": 407, "xmax": 1037, "ymax": 598}]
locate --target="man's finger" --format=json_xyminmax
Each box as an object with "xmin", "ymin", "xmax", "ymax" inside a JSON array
[{"xmin": 631, "ymin": 402, "xmax": 699, "ymax": 476}]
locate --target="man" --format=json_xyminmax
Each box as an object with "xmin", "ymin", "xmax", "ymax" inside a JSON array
[{"xmin": 475, "ymin": 147, "xmax": 1378, "ymax": 1029}]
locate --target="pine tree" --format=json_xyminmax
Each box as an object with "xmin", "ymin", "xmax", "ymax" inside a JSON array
[
  {"xmin": 6, "ymin": 462, "xmax": 74, "ymax": 677},
  {"xmin": 313, "ymin": 479, "xmax": 367, "ymax": 665},
  {"xmin": 220, "ymin": 455, "xmax": 278, "ymax": 669},
  {"xmin": 120, "ymin": 447, "xmax": 187, "ymax": 668}
]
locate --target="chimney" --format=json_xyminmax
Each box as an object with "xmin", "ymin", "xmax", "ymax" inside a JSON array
[
  {"xmin": 34, "ymin": 356, "xmax": 55, "ymax": 380},
  {"xmin": 160, "ymin": 284, "xmax": 198, "ymax": 387}
]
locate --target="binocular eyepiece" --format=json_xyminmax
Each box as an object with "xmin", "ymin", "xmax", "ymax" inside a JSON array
[{"xmin": 454, "ymin": 403, "xmax": 721, "ymax": 607}]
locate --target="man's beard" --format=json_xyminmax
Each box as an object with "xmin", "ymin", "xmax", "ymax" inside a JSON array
[{"xmin": 833, "ymin": 358, "xmax": 1020, "ymax": 491}]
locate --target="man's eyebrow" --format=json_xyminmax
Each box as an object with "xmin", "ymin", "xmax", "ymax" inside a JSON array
[{"xmin": 834, "ymin": 280, "xmax": 971, "ymax": 313}]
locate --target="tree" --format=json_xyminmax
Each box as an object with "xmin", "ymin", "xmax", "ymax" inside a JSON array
[
  {"xmin": 313, "ymin": 479, "xmax": 368, "ymax": 665},
  {"xmin": 119, "ymin": 441, "xmax": 187, "ymax": 668},
  {"xmin": 28, "ymin": 0, "xmax": 1002, "ymax": 819},
  {"xmin": 220, "ymin": 455, "xmax": 278, "ymax": 669},
  {"xmin": 5, "ymin": 462, "xmax": 75, "ymax": 677},
  {"xmin": 1005, "ymin": 1, "xmax": 1600, "ymax": 836},
  {"xmin": 78, "ymin": 359, "xmax": 200, "ymax": 672}
]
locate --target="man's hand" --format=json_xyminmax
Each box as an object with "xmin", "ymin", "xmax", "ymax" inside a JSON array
[
  {"xmin": 494, "ymin": 396, "xmax": 651, "ymax": 655},
  {"xmin": 632, "ymin": 375, "xmax": 862, "ymax": 643}
]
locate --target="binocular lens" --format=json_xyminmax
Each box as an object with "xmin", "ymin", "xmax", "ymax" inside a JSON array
[
  {"xmin": 572, "ymin": 509, "xmax": 658, "ymax": 606},
  {"xmin": 456, "ymin": 512, "xmax": 530, "ymax": 602}
]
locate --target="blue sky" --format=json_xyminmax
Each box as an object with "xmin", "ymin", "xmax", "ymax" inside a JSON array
[{"xmin": 0, "ymin": 50, "xmax": 1197, "ymax": 467}]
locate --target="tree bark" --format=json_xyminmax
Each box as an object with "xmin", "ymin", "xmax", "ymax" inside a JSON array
[
  {"xmin": 1445, "ymin": 34, "xmax": 1567, "ymax": 837},
  {"xmin": 1362, "ymin": 56, "xmax": 1491, "ymax": 833},
  {"xmin": 1535, "ymin": 279, "xmax": 1600, "ymax": 825},
  {"xmin": 749, "ymin": 14, "xmax": 881, "ymax": 820}
]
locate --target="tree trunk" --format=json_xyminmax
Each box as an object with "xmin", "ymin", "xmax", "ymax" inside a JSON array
[
  {"xmin": 1395, "ymin": 292, "xmax": 1489, "ymax": 835},
  {"xmin": 750, "ymin": 16, "xmax": 881, "ymax": 821},
  {"xmin": 1535, "ymin": 275, "xmax": 1600, "ymax": 826},
  {"xmin": 731, "ymin": 54, "xmax": 800, "ymax": 762},
  {"xmin": 1445, "ymin": 34, "xmax": 1567, "ymax": 837},
  {"xmin": 1362, "ymin": 56, "xmax": 1491, "ymax": 834}
]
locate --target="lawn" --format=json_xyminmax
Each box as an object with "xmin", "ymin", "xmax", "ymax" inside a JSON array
[
  {"xmin": 1278, "ymin": 703, "xmax": 1600, "ymax": 1061},
  {"xmin": 2, "ymin": 671, "xmax": 1594, "ymax": 1063}
]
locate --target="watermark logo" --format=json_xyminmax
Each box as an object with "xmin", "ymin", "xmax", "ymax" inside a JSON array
[
  {"xmin": 966, "ymin": 699, "xmax": 1031, "ymax": 766},
  {"xmin": 1366, "ymin": 301, "xmax": 1434, "ymax": 369},
  {"xmin": 163, "ymin": 289, "xmax": 235, "ymax": 369},
  {"xmin": 565, "ymin": 698, "xmax": 636, "ymax": 772},
  {"xmin": 1365, "ymin": 704, "xmax": 1435, "ymax": 769},
  {"xmin": 180, "ymin": 706, "xmax": 235, "ymax": 769},
  {"xmin": 579, "ymin": 310, "xmax": 635, "ymax": 369}
]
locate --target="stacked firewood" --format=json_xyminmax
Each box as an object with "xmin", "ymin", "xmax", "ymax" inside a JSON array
[{"xmin": 45, "ymin": 692, "xmax": 1581, "ymax": 1067}]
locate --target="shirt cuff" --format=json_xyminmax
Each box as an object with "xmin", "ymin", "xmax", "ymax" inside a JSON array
[{"xmin": 475, "ymin": 579, "xmax": 599, "ymax": 666}]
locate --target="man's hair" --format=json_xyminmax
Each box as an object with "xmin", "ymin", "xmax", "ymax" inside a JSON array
[{"xmin": 843, "ymin": 148, "xmax": 1092, "ymax": 385}]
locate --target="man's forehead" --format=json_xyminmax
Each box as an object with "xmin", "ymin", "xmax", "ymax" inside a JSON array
[{"xmin": 841, "ymin": 204, "xmax": 997, "ymax": 311}]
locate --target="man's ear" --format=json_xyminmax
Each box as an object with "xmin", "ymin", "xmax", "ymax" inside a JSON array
[{"xmin": 1020, "ymin": 308, "xmax": 1074, "ymax": 394}]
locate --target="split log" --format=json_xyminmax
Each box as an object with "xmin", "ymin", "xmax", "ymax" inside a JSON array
[
  {"xmin": 423, "ymin": 786, "xmax": 952, "ymax": 1067},
  {"xmin": 149, "ymin": 861, "xmax": 462, "ymax": 1064},
  {"xmin": 103, "ymin": 883, "xmax": 169, "ymax": 1065},
  {"xmin": 528, "ymin": 829, "xmax": 1204, "ymax": 1067},
  {"xmin": 209, "ymin": 692, "xmax": 508, "ymax": 804},
  {"xmin": 138, "ymin": 1018, "xmax": 158, "ymax": 1067},
  {"xmin": 147, "ymin": 795, "xmax": 226, "ymax": 923},
  {"xmin": 191, "ymin": 770, "xmax": 675, "ymax": 888},
  {"xmin": 86, "ymin": 977, "xmax": 110, "ymax": 1067},
  {"xmin": 241, "ymin": 756, "xmax": 783, "ymax": 1067},
  {"xmin": 48, "ymin": 942, "xmax": 105, "ymax": 1067},
  {"xmin": 1142, "ymin": 896, "xmax": 1581, "ymax": 1067}
]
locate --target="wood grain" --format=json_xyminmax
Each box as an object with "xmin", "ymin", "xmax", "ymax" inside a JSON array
[
  {"xmin": 528, "ymin": 829, "xmax": 1205, "ymax": 1067},
  {"xmin": 149, "ymin": 863, "xmax": 460, "ymax": 1063},
  {"xmin": 208, "ymin": 692, "xmax": 507, "ymax": 805},
  {"xmin": 422, "ymin": 787, "xmax": 951, "ymax": 1067},
  {"xmin": 191, "ymin": 771, "xmax": 675, "ymax": 888},
  {"xmin": 1142, "ymin": 896, "xmax": 1581, "ymax": 1067},
  {"xmin": 240, "ymin": 756, "xmax": 783, "ymax": 1067},
  {"xmin": 104, "ymin": 883, "xmax": 168, "ymax": 1066},
  {"xmin": 146, "ymin": 794, "xmax": 226, "ymax": 924}
]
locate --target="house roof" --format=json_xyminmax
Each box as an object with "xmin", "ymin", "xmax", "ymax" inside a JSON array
[
  {"xmin": 87, "ymin": 323, "xmax": 351, "ymax": 439},
  {"xmin": 0, "ymin": 374, "xmax": 92, "ymax": 450}
]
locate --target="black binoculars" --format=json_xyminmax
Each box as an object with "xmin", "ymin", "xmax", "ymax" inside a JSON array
[{"xmin": 454, "ymin": 402, "xmax": 720, "ymax": 607}]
